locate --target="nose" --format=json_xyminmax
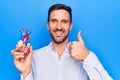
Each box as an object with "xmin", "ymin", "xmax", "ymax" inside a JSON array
[{"xmin": 56, "ymin": 21, "xmax": 62, "ymax": 30}]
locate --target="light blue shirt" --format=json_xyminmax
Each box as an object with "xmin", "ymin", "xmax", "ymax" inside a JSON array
[{"xmin": 21, "ymin": 42, "xmax": 113, "ymax": 80}]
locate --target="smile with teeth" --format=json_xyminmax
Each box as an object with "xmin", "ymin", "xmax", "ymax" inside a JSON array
[{"xmin": 55, "ymin": 30, "xmax": 64, "ymax": 36}]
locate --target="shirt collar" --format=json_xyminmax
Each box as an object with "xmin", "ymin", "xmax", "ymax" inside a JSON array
[
  {"xmin": 48, "ymin": 42, "xmax": 70, "ymax": 50},
  {"xmin": 48, "ymin": 42, "xmax": 70, "ymax": 60}
]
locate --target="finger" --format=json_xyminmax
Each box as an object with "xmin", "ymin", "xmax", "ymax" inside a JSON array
[
  {"xmin": 27, "ymin": 43, "xmax": 30, "ymax": 47},
  {"xmin": 68, "ymin": 42, "xmax": 72, "ymax": 53},
  {"xmin": 78, "ymin": 31, "xmax": 84, "ymax": 44},
  {"xmin": 12, "ymin": 51, "xmax": 24, "ymax": 56},
  {"xmin": 17, "ymin": 40, "xmax": 23, "ymax": 47},
  {"xmin": 11, "ymin": 49, "xmax": 15, "ymax": 54},
  {"xmin": 16, "ymin": 40, "xmax": 24, "ymax": 50},
  {"xmin": 11, "ymin": 49, "xmax": 19, "ymax": 55},
  {"xmin": 14, "ymin": 54, "xmax": 25, "ymax": 60},
  {"xmin": 27, "ymin": 46, "xmax": 33, "ymax": 58},
  {"xmin": 70, "ymin": 41, "xmax": 77, "ymax": 47},
  {"xmin": 12, "ymin": 51, "xmax": 25, "ymax": 60},
  {"xmin": 16, "ymin": 43, "xmax": 28, "ymax": 52},
  {"xmin": 68, "ymin": 42, "xmax": 72, "ymax": 47}
]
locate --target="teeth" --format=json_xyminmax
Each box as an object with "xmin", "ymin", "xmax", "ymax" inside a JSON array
[{"xmin": 55, "ymin": 31, "xmax": 63, "ymax": 36}]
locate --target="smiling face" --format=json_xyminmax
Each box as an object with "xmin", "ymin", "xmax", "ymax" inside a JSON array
[{"xmin": 47, "ymin": 9, "xmax": 72, "ymax": 44}]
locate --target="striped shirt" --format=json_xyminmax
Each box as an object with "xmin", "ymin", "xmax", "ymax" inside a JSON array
[{"xmin": 21, "ymin": 42, "xmax": 113, "ymax": 80}]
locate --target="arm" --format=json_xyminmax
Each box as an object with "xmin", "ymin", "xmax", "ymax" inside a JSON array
[
  {"xmin": 11, "ymin": 40, "xmax": 33, "ymax": 80},
  {"xmin": 83, "ymin": 51, "xmax": 113, "ymax": 80},
  {"xmin": 69, "ymin": 31, "xmax": 113, "ymax": 80}
]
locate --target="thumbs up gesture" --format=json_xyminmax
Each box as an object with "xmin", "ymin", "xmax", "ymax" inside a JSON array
[{"xmin": 69, "ymin": 31, "xmax": 90, "ymax": 61}]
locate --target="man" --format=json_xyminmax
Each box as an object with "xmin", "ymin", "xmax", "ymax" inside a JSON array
[{"xmin": 12, "ymin": 4, "xmax": 113, "ymax": 80}]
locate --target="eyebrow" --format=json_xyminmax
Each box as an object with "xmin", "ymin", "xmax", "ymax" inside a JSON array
[{"xmin": 50, "ymin": 19, "xmax": 70, "ymax": 21}]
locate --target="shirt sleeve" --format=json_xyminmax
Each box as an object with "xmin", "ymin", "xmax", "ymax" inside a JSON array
[
  {"xmin": 83, "ymin": 51, "xmax": 113, "ymax": 80},
  {"xmin": 20, "ymin": 71, "xmax": 33, "ymax": 80}
]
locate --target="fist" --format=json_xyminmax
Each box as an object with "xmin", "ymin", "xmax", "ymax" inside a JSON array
[
  {"xmin": 16, "ymin": 40, "xmax": 30, "ymax": 56},
  {"xmin": 69, "ymin": 31, "xmax": 90, "ymax": 61}
]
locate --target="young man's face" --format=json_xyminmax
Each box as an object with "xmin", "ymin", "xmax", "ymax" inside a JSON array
[{"xmin": 47, "ymin": 9, "xmax": 72, "ymax": 44}]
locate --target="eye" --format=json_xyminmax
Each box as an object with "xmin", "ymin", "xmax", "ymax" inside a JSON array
[
  {"xmin": 62, "ymin": 20, "xmax": 70, "ymax": 24},
  {"xmin": 50, "ymin": 19, "xmax": 57, "ymax": 23}
]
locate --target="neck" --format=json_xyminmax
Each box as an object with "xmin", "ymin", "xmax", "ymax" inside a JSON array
[{"xmin": 52, "ymin": 39, "xmax": 69, "ymax": 58}]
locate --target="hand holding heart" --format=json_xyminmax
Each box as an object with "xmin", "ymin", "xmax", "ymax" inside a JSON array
[{"xmin": 69, "ymin": 31, "xmax": 90, "ymax": 61}]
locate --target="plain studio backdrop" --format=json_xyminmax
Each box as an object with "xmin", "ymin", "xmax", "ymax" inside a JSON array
[{"xmin": 0, "ymin": 0, "xmax": 120, "ymax": 80}]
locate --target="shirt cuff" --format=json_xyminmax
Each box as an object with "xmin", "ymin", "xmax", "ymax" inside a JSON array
[
  {"xmin": 20, "ymin": 71, "xmax": 33, "ymax": 80},
  {"xmin": 83, "ymin": 51, "xmax": 100, "ymax": 67}
]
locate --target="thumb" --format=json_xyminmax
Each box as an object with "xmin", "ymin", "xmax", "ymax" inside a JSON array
[
  {"xmin": 17, "ymin": 40, "xmax": 23, "ymax": 47},
  {"xmin": 78, "ymin": 31, "xmax": 84, "ymax": 43}
]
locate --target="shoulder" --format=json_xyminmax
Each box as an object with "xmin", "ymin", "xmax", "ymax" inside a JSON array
[
  {"xmin": 32, "ymin": 45, "xmax": 50, "ymax": 58},
  {"xmin": 33, "ymin": 45, "xmax": 49, "ymax": 54},
  {"xmin": 33, "ymin": 46, "xmax": 48, "ymax": 53}
]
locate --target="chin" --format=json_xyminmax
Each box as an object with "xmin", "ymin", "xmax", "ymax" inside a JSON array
[
  {"xmin": 53, "ymin": 37, "xmax": 67, "ymax": 44},
  {"xmin": 51, "ymin": 32, "xmax": 68, "ymax": 44}
]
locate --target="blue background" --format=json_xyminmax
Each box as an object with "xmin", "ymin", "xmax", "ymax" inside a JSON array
[{"xmin": 0, "ymin": 0, "xmax": 120, "ymax": 80}]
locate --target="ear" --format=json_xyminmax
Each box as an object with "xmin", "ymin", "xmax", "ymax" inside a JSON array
[
  {"xmin": 46, "ymin": 22, "xmax": 49, "ymax": 30},
  {"xmin": 69, "ymin": 22, "xmax": 73, "ymax": 31}
]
